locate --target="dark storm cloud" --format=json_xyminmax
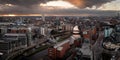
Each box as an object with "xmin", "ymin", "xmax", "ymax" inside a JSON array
[
  {"xmin": 0, "ymin": 0, "xmax": 118, "ymax": 16},
  {"xmin": 0, "ymin": 7, "xmax": 119, "ymax": 16},
  {"xmin": 65, "ymin": 0, "xmax": 115, "ymax": 8},
  {"xmin": 0, "ymin": 0, "xmax": 115, "ymax": 8},
  {"xmin": 0, "ymin": 0, "xmax": 47, "ymax": 6}
]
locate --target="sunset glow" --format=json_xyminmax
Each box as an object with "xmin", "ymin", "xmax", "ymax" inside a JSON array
[
  {"xmin": 0, "ymin": 14, "xmax": 42, "ymax": 16},
  {"xmin": 66, "ymin": 0, "xmax": 84, "ymax": 8},
  {"xmin": 3, "ymin": 14, "xmax": 16, "ymax": 16}
]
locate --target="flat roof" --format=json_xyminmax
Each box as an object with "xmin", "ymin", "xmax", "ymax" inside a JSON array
[{"xmin": 4, "ymin": 33, "xmax": 26, "ymax": 36}]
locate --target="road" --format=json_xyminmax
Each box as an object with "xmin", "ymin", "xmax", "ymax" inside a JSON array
[{"xmin": 92, "ymin": 31, "xmax": 104, "ymax": 60}]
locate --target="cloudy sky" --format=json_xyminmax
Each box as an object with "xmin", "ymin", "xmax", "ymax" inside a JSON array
[{"xmin": 0, "ymin": 0, "xmax": 120, "ymax": 16}]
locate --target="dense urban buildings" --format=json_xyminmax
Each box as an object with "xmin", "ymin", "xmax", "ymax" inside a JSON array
[{"xmin": 0, "ymin": 15, "xmax": 119, "ymax": 60}]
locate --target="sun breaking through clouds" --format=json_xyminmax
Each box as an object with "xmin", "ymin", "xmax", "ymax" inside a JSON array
[{"xmin": 40, "ymin": 1, "xmax": 78, "ymax": 9}]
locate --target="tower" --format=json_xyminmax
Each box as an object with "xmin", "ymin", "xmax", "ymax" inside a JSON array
[{"xmin": 42, "ymin": 13, "xmax": 45, "ymax": 22}]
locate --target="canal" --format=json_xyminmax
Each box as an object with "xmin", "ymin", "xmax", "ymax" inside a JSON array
[{"xmin": 13, "ymin": 49, "xmax": 48, "ymax": 60}]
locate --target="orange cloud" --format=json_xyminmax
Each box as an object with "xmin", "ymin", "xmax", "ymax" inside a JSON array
[{"xmin": 65, "ymin": 0, "xmax": 85, "ymax": 8}]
